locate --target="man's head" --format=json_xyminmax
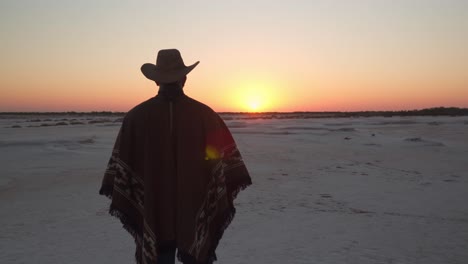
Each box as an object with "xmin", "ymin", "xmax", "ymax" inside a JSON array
[
  {"xmin": 141, "ymin": 49, "xmax": 199, "ymax": 85},
  {"xmin": 156, "ymin": 75, "xmax": 187, "ymax": 89}
]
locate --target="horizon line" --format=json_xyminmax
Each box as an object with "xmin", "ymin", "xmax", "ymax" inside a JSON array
[{"xmin": 0, "ymin": 106, "xmax": 467, "ymax": 115}]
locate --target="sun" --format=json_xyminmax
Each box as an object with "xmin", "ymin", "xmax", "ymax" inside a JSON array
[
  {"xmin": 237, "ymin": 88, "xmax": 270, "ymax": 112},
  {"xmin": 246, "ymin": 95, "xmax": 262, "ymax": 112},
  {"xmin": 228, "ymin": 74, "xmax": 282, "ymax": 112}
]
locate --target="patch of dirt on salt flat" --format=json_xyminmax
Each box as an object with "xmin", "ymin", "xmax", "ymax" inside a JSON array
[
  {"xmin": 78, "ymin": 138, "xmax": 96, "ymax": 144},
  {"xmin": 404, "ymin": 137, "xmax": 445, "ymax": 146}
]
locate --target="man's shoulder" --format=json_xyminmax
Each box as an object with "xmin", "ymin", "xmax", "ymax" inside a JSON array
[
  {"xmin": 123, "ymin": 97, "xmax": 156, "ymax": 122},
  {"xmin": 183, "ymin": 96, "xmax": 227, "ymax": 129},
  {"xmin": 123, "ymin": 95, "xmax": 220, "ymax": 122},
  {"xmin": 183, "ymin": 96, "xmax": 217, "ymax": 114}
]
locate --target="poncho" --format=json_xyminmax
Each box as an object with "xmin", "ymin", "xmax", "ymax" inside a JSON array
[{"xmin": 99, "ymin": 91, "xmax": 252, "ymax": 264}]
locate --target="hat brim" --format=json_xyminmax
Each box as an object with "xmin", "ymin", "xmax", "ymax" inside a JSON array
[{"xmin": 141, "ymin": 61, "xmax": 199, "ymax": 83}]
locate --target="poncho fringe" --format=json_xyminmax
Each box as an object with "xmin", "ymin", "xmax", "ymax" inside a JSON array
[{"xmin": 100, "ymin": 177, "xmax": 251, "ymax": 264}]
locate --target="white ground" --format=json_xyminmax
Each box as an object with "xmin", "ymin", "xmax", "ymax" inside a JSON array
[{"xmin": 1, "ymin": 115, "xmax": 467, "ymax": 264}]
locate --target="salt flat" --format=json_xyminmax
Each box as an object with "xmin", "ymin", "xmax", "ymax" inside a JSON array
[{"xmin": 1, "ymin": 115, "xmax": 467, "ymax": 264}]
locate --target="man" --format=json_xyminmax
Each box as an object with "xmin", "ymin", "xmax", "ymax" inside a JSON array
[{"xmin": 99, "ymin": 49, "xmax": 252, "ymax": 264}]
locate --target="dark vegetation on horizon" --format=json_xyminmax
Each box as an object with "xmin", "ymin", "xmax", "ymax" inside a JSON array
[{"xmin": 1, "ymin": 107, "xmax": 468, "ymax": 117}]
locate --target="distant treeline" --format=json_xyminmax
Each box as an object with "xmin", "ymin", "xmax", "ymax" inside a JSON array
[
  {"xmin": 0, "ymin": 111, "xmax": 126, "ymax": 116},
  {"xmin": 310, "ymin": 107, "xmax": 468, "ymax": 117},
  {"xmin": 221, "ymin": 107, "xmax": 468, "ymax": 117},
  {"xmin": 1, "ymin": 107, "xmax": 468, "ymax": 117},
  {"xmin": 345, "ymin": 107, "xmax": 468, "ymax": 117}
]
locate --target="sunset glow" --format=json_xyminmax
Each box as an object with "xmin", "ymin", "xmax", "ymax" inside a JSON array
[
  {"xmin": 231, "ymin": 78, "xmax": 279, "ymax": 112},
  {"xmin": 243, "ymin": 91, "xmax": 268, "ymax": 112},
  {"xmin": 0, "ymin": 1, "xmax": 467, "ymax": 112},
  {"xmin": 247, "ymin": 97, "xmax": 261, "ymax": 112}
]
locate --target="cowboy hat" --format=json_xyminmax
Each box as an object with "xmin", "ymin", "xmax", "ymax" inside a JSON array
[{"xmin": 141, "ymin": 49, "xmax": 200, "ymax": 83}]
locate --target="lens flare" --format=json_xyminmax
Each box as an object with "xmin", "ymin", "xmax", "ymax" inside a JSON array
[{"xmin": 205, "ymin": 145, "xmax": 220, "ymax": 160}]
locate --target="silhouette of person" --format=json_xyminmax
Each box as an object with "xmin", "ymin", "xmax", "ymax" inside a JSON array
[{"xmin": 99, "ymin": 49, "xmax": 252, "ymax": 264}]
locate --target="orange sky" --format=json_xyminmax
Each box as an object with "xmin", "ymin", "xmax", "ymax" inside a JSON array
[{"xmin": 1, "ymin": 1, "xmax": 467, "ymax": 112}]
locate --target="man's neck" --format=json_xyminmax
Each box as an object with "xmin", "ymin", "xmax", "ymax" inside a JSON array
[{"xmin": 158, "ymin": 83, "xmax": 185, "ymax": 100}]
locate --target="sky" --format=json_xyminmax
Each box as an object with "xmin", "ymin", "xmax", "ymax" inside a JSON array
[{"xmin": 1, "ymin": 0, "xmax": 467, "ymax": 112}]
